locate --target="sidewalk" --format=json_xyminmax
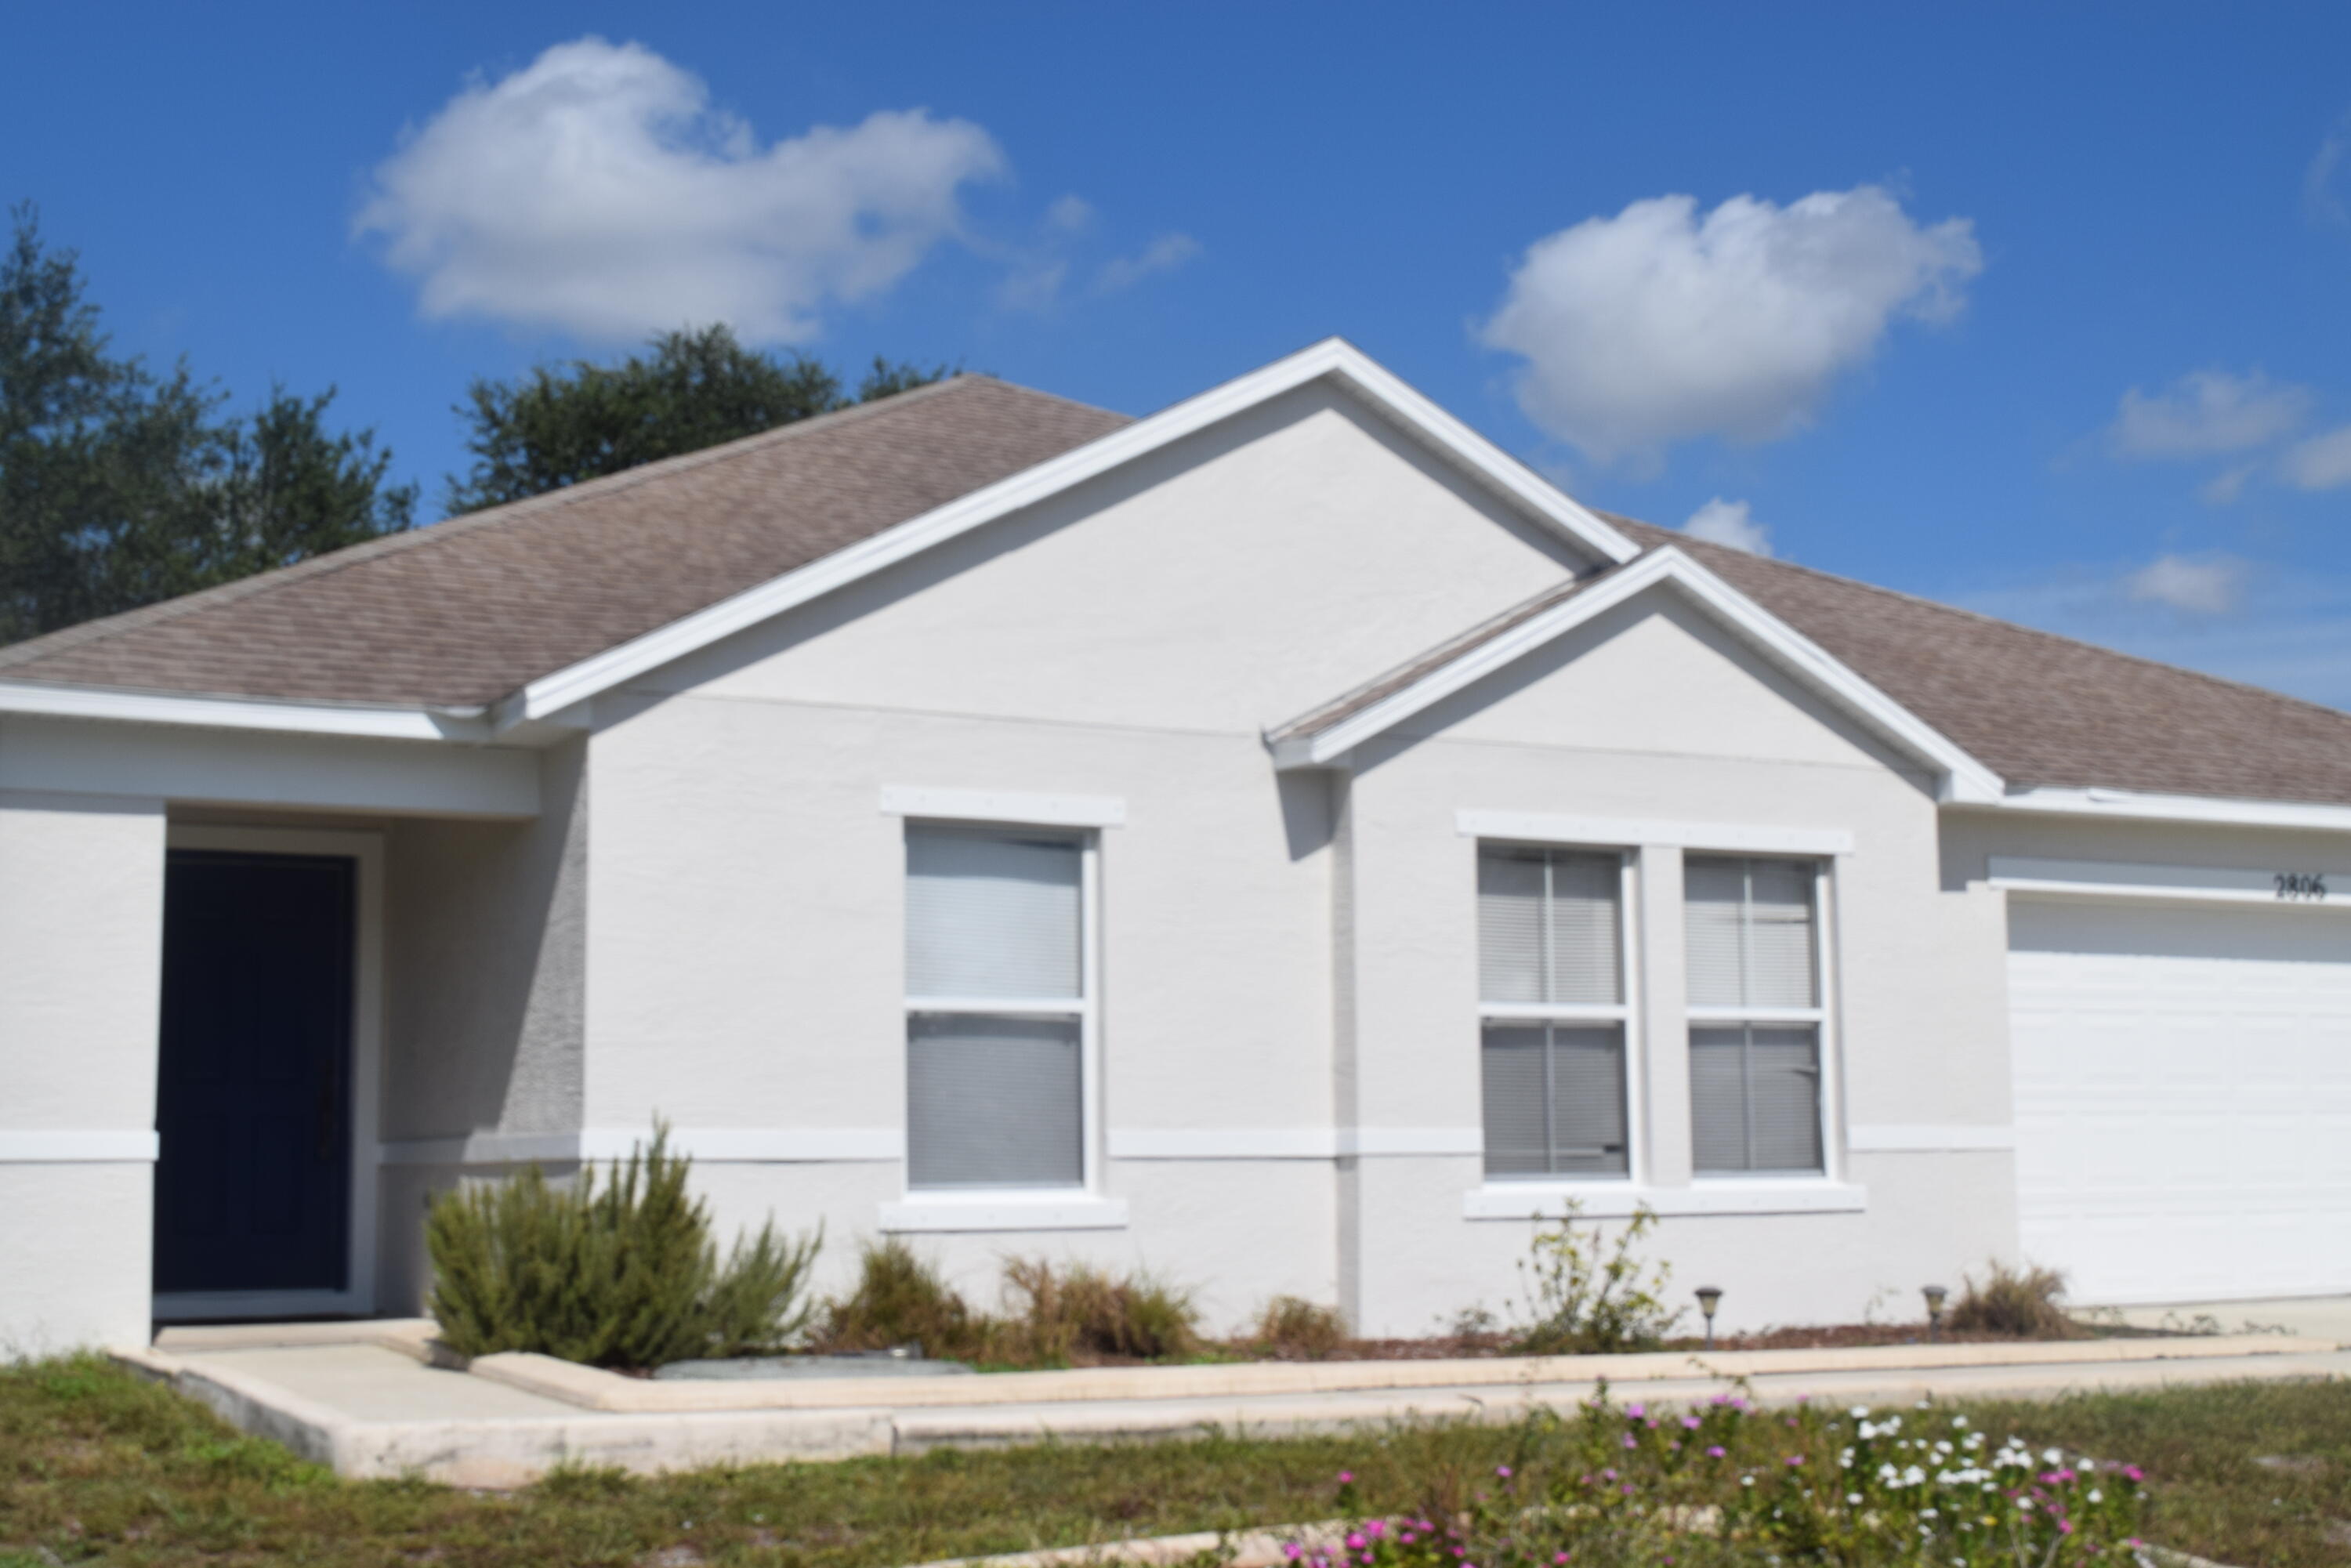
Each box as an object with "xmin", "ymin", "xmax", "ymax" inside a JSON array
[{"xmin": 116, "ymin": 1320, "xmax": 2351, "ymax": 1489}]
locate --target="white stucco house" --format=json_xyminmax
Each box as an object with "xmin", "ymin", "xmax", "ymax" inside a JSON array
[{"xmin": 5, "ymin": 339, "xmax": 2349, "ymax": 1354}]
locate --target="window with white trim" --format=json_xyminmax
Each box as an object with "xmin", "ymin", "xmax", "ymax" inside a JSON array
[
  {"xmin": 1476, "ymin": 845, "xmax": 1631, "ymax": 1178},
  {"xmin": 1683, "ymin": 856, "xmax": 1824, "ymax": 1174},
  {"xmin": 904, "ymin": 824, "xmax": 1089, "ymax": 1190}
]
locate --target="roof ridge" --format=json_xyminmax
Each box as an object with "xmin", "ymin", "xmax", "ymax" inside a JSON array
[
  {"xmin": 0, "ymin": 376, "xmax": 1109, "ymax": 673},
  {"xmin": 1602, "ymin": 512, "xmax": 2351, "ymax": 730}
]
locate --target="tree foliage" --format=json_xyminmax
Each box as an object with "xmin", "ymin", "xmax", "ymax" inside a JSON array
[
  {"xmin": 0, "ymin": 206, "xmax": 415, "ymax": 643},
  {"xmin": 444, "ymin": 324, "xmax": 950, "ymax": 513}
]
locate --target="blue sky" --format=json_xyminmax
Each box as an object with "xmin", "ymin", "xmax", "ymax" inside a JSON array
[{"xmin": 7, "ymin": 5, "xmax": 2350, "ymax": 703}]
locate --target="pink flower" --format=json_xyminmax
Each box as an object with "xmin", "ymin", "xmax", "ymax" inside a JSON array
[
  {"xmin": 1707, "ymin": 1446, "xmax": 1726, "ymax": 1458},
  {"xmin": 1283, "ymin": 1548, "xmax": 1302, "ymax": 1561},
  {"xmin": 1495, "ymin": 1465, "xmax": 1512, "ymax": 1479},
  {"xmin": 1785, "ymin": 1455, "xmax": 1805, "ymax": 1466},
  {"xmin": 1682, "ymin": 1415, "xmax": 1702, "ymax": 1429},
  {"xmin": 1337, "ymin": 1471, "xmax": 1354, "ymax": 1484},
  {"xmin": 1346, "ymin": 1535, "xmax": 1365, "ymax": 1550},
  {"xmin": 1624, "ymin": 1434, "xmax": 1638, "ymax": 1449},
  {"xmin": 1367, "ymin": 1522, "xmax": 1386, "ymax": 1537},
  {"xmin": 2123, "ymin": 1466, "xmax": 2144, "ymax": 1483},
  {"xmin": 1627, "ymin": 1403, "xmax": 1646, "ymax": 1418},
  {"xmin": 1554, "ymin": 1556, "xmax": 1570, "ymax": 1566}
]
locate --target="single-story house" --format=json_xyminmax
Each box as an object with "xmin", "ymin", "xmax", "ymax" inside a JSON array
[{"xmin": 5, "ymin": 339, "xmax": 2349, "ymax": 1353}]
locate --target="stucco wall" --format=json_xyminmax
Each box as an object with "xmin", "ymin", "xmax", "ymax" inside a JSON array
[
  {"xmin": 571, "ymin": 378, "xmax": 2027, "ymax": 1338},
  {"xmin": 377, "ymin": 738, "xmax": 589, "ymax": 1309},
  {"xmin": 0, "ymin": 789, "xmax": 166, "ymax": 1350}
]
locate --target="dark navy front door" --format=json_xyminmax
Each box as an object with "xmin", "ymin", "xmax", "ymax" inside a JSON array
[{"xmin": 154, "ymin": 851, "xmax": 355, "ymax": 1298}]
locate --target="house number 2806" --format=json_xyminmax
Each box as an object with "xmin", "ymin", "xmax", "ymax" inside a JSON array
[{"xmin": 2275, "ymin": 872, "xmax": 2329, "ymax": 900}]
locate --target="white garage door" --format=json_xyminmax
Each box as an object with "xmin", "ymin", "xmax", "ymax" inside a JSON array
[{"xmin": 2009, "ymin": 896, "xmax": 2351, "ymax": 1304}]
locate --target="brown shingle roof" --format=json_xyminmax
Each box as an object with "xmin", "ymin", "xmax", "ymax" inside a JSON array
[
  {"xmin": 1271, "ymin": 516, "xmax": 2351, "ymax": 806},
  {"xmin": 0, "ymin": 376, "xmax": 1132, "ymax": 710},
  {"xmin": 6, "ymin": 366, "xmax": 2350, "ymax": 809},
  {"xmin": 1614, "ymin": 518, "xmax": 2351, "ymax": 806}
]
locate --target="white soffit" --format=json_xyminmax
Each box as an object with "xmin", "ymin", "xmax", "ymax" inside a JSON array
[
  {"xmin": 1271, "ymin": 547, "xmax": 2006, "ymax": 804},
  {"xmin": 0, "ymin": 679, "xmax": 488, "ymax": 742},
  {"xmin": 1988, "ymin": 785, "xmax": 2351, "ymax": 836},
  {"xmin": 500, "ymin": 339, "xmax": 1643, "ymax": 730}
]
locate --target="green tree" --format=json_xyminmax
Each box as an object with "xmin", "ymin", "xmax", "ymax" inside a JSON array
[
  {"xmin": 0, "ymin": 206, "xmax": 415, "ymax": 643},
  {"xmin": 444, "ymin": 324, "xmax": 948, "ymax": 513}
]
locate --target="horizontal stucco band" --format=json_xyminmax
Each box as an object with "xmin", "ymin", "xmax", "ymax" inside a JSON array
[
  {"xmin": 1108, "ymin": 1128, "xmax": 1483, "ymax": 1158},
  {"xmin": 378, "ymin": 1128, "xmax": 904, "ymax": 1165},
  {"xmin": 1455, "ymin": 808, "xmax": 1854, "ymax": 856},
  {"xmin": 0, "ymin": 1130, "xmax": 160, "ymax": 1162}
]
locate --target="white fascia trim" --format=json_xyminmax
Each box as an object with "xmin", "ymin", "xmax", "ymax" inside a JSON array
[
  {"xmin": 880, "ymin": 785, "xmax": 1126, "ymax": 828},
  {"xmin": 0, "ymin": 679, "xmax": 489, "ymax": 742},
  {"xmin": 1464, "ymin": 1180, "xmax": 1867, "ymax": 1220},
  {"xmin": 1108, "ymin": 1127, "xmax": 1482, "ymax": 1160},
  {"xmin": 1988, "ymin": 855, "xmax": 2351, "ymax": 911},
  {"xmin": 1847, "ymin": 1124, "xmax": 2017, "ymax": 1153},
  {"xmin": 0, "ymin": 1129, "xmax": 160, "ymax": 1163},
  {"xmin": 1988, "ymin": 786, "xmax": 2351, "ymax": 836},
  {"xmin": 378, "ymin": 1128, "xmax": 904, "ymax": 1166},
  {"xmin": 500, "ymin": 339, "xmax": 1641, "ymax": 729},
  {"xmin": 1456, "ymin": 809, "xmax": 1855, "ymax": 857},
  {"xmin": 878, "ymin": 1193, "xmax": 1129, "ymax": 1233},
  {"xmin": 1280, "ymin": 549, "xmax": 2006, "ymax": 804}
]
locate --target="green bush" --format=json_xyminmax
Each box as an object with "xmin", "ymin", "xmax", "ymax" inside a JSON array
[
  {"xmin": 1249, "ymin": 1295, "xmax": 1347, "ymax": 1360},
  {"xmin": 425, "ymin": 1125, "xmax": 820, "ymax": 1368},
  {"xmin": 1948, "ymin": 1258, "xmax": 2079, "ymax": 1338},
  {"xmin": 1509, "ymin": 1200, "xmax": 1682, "ymax": 1355},
  {"xmin": 815, "ymin": 1237, "xmax": 990, "ymax": 1361}
]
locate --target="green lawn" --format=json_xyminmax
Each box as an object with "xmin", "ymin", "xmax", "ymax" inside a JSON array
[{"xmin": 3, "ymin": 1356, "xmax": 2348, "ymax": 1568}]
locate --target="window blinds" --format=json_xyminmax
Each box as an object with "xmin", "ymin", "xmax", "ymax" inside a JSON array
[
  {"xmin": 1683, "ymin": 856, "xmax": 1817, "ymax": 1009},
  {"xmin": 1477, "ymin": 848, "xmax": 1622, "ymax": 1005},
  {"xmin": 906, "ymin": 827, "xmax": 1081, "ymax": 998},
  {"xmin": 1690, "ymin": 1024, "xmax": 1823, "ymax": 1172},
  {"xmin": 907, "ymin": 1014, "xmax": 1083, "ymax": 1188},
  {"xmin": 904, "ymin": 825, "xmax": 1085, "ymax": 1190},
  {"xmin": 1480, "ymin": 1023, "xmax": 1629, "ymax": 1176}
]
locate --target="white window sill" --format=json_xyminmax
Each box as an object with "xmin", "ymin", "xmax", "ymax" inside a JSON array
[
  {"xmin": 879, "ymin": 1193, "xmax": 1129, "ymax": 1233},
  {"xmin": 1463, "ymin": 1179, "xmax": 1867, "ymax": 1220}
]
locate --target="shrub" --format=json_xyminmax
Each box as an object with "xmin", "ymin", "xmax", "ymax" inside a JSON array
[
  {"xmin": 1948, "ymin": 1258, "xmax": 2078, "ymax": 1338},
  {"xmin": 998, "ymin": 1258, "xmax": 1202, "ymax": 1363},
  {"xmin": 816, "ymin": 1237, "xmax": 990, "ymax": 1361},
  {"xmin": 1510, "ymin": 1200, "xmax": 1682, "ymax": 1355},
  {"xmin": 425, "ymin": 1125, "xmax": 820, "ymax": 1368},
  {"xmin": 1250, "ymin": 1295, "xmax": 1346, "ymax": 1360}
]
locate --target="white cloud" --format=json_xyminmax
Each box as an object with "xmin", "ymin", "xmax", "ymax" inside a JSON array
[
  {"xmin": 356, "ymin": 37, "xmax": 1005, "ymax": 342},
  {"xmin": 2107, "ymin": 369, "xmax": 2312, "ymax": 459},
  {"xmin": 1477, "ymin": 186, "xmax": 1982, "ymax": 465},
  {"xmin": 2124, "ymin": 553, "xmax": 2249, "ymax": 616},
  {"xmin": 2282, "ymin": 423, "xmax": 2351, "ymax": 490},
  {"xmin": 1096, "ymin": 232, "xmax": 1201, "ymax": 293},
  {"xmin": 1680, "ymin": 497, "xmax": 1772, "ymax": 556}
]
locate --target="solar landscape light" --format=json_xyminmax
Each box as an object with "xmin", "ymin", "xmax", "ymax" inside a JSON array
[
  {"xmin": 1694, "ymin": 1284, "xmax": 1724, "ymax": 1349},
  {"xmin": 1922, "ymin": 1283, "xmax": 1950, "ymax": 1342}
]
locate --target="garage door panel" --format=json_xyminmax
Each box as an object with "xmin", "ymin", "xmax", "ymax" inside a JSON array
[{"xmin": 2009, "ymin": 901, "xmax": 2351, "ymax": 1303}]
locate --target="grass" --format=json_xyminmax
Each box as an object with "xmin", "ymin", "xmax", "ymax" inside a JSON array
[{"xmin": 4, "ymin": 1355, "xmax": 2349, "ymax": 1568}]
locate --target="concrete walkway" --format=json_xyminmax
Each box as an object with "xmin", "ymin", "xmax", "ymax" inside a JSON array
[{"xmin": 117, "ymin": 1321, "xmax": 2351, "ymax": 1489}]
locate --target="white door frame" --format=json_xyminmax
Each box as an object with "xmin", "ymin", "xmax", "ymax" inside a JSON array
[{"xmin": 152, "ymin": 824, "xmax": 385, "ymax": 1322}]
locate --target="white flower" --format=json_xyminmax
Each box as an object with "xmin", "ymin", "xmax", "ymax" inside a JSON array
[
  {"xmin": 1951, "ymin": 1416, "xmax": 1969, "ymax": 1429},
  {"xmin": 1847, "ymin": 1493, "xmax": 1864, "ymax": 1505},
  {"xmin": 2088, "ymin": 1490, "xmax": 2103, "ymax": 1503},
  {"xmin": 1851, "ymin": 1406, "xmax": 1872, "ymax": 1418},
  {"xmin": 2043, "ymin": 1448, "xmax": 2063, "ymax": 1465}
]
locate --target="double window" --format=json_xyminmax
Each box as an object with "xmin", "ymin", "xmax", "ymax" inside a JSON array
[
  {"xmin": 1475, "ymin": 846, "xmax": 1631, "ymax": 1179},
  {"xmin": 1684, "ymin": 856, "xmax": 1825, "ymax": 1174},
  {"xmin": 904, "ymin": 825, "xmax": 1089, "ymax": 1190}
]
